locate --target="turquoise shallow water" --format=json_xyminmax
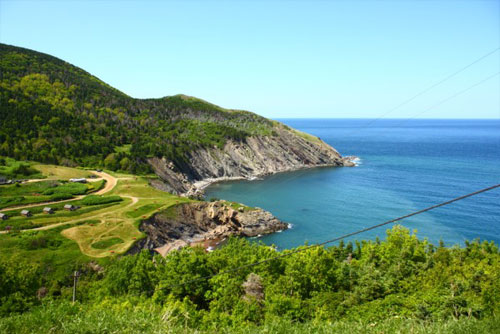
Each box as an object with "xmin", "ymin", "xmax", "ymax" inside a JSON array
[{"xmin": 205, "ymin": 119, "xmax": 500, "ymax": 249}]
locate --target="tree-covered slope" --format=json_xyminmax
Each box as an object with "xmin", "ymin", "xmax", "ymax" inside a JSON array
[
  {"xmin": 0, "ymin": 43, "xmax": 279, "ymax": 173},
  {"xmin": 1, "ymin": 226, "xmax": 499, "ymax": 332}
]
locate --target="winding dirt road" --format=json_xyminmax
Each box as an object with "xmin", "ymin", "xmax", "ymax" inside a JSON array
[{"xmin": 0, "ymin": 171, "xmax": 116, "ymax": 213}]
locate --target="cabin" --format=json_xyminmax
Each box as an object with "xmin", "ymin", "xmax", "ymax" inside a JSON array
[
  {"xmin": 0, "ymin": 176, "xmax": 6, "ymax": 185},
  {"xmin": 64, "ymin": 204, "xmax": 77, "ymax": 211},
  {"xmin": 69, "ymin": 178, "xmax": 87, "ymax": 183},
  {"xmin": 43, "ymin": 207, "xmax": 55, "ymax": 214},
  {"xmin": 0, "ymin": 213, "xmax": 8, "ymax": 220},
  {"xmin": 21, "ymin": 210, "xmax": 32, "ymax": 217}
]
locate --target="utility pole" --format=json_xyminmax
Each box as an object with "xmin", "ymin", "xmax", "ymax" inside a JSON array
[{"xmin": 72, "ymin": 271, "xmax": 80, "ymax": 303}]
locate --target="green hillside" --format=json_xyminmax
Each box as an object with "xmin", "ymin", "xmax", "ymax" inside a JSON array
[{"xmin": 0, "ymin": 43, "xmax": 276, "ymax": 173}]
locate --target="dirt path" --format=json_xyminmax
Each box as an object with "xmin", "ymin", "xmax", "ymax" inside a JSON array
[
  {"xmin": 13, "ymin": 195, "xmax": 139, "ymax": 233},
  {"xmin": 94, "ymin": 172, "xmax": 117, "ymax": 195},
  {"xmin": 0, "ymin": 171, "xmax": 117, "ymax": 213}
]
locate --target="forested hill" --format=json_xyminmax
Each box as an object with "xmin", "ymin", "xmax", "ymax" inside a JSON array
[{"xmin": 0, "ymin": 43, "xmax": 284, "ymax": 173}]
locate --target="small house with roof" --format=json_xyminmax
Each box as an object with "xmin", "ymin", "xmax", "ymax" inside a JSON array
[
  {"xmin": 69, "ymin": 178, "xmax": 87, "ymax": 183},
  {"xmin": 64, "ymin": 204, "xmax": 77, "ymax": 211},
  {"xmin": 21, "ymin": 209, "xmax": 32, "ymax": 217},
  {"xmin": 43, "ymin": 207, "xmax": 55, "ymax": 214},
  {"xmin": 0, "ymin": 213, "xmax": 8, "ymax": 220}
]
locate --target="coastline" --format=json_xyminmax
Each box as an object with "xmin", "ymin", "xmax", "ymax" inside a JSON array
[{"xmin": 191, "ymin": 157, "xmax": 359, "ymax": 196}]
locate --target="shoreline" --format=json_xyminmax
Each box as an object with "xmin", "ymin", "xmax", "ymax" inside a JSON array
[{"xmin": 190, "ymin": 157, "xmax": 359, "ymax": 196}]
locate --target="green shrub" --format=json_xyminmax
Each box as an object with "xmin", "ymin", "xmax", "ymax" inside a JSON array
[
  {"xmin": 81, "ymin": 195, "xmax": 122, "ymax": 206},
  {"xmin": 49, "ymin": 193, "xmax": 73, "ymax": 201}
]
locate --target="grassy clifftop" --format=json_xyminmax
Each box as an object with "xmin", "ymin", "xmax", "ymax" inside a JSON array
[{"xmin": 0, "ymin": 43, "xmax": 290, "ymax": 173}]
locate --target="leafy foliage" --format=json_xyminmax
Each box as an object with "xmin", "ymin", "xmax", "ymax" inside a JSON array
[
  {"xmin": 0, "ymin": 44, "xmax": 278, "ymax": 174},
  {"xmin": 1, "ymin": 226, "xmax": 498, "ymax": 331},
  {"xmin": 0, "ymin": 157, "xmax": 42, "ymax": 179}
]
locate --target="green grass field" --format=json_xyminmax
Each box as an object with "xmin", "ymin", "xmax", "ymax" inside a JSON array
[
  {"xmin": 0, "ymin": 164, "xmax": 192, "ymax": 258},
  {"xmin": 61, "ymin": 174, "xmax": 192, "ymax": 257},
  {"xmin": 31, "ymin": 163, "xmax": 92, "ymax": 180},
  {"xmin": 0, "ymin": 179, "xmax": 105, "ymax": 209},
  {"xmin": 0, "ymin": 224, "xmax": 93, "ymax": 279}
]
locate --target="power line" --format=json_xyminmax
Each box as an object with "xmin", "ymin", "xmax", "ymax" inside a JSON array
[
  {"xmin": 158, "ymin": 183, "xmax": 500, "ymax": 291},
  {"xmin": 345, "ymin": 46, "xmax": 500, "ymax": 133},
  {"xmin": 377, "ymin": 71, "xmax": 500, "ymax": 130}
]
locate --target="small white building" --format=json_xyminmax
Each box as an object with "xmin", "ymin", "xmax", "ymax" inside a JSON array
[
  {"xmin": 69, "ymin": 178, "xmax": 87, "ymax": 183},
  {"xmin": 64, "ymin": 204, "xmax": 77, "ymax": 211},
  {"xmin": 43, "ymin": 207, "xmax": 54, "ymax": 214},
  {"xmin": 21, "ymin": 210, "xmax": 32, "ymax": 217},
  {"xmin": 0, "ymin": 213, "xmax": 8, "ymax": 220}
]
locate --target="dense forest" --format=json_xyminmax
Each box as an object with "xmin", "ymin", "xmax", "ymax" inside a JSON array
[
  {"xmin": 0, "ymin": 43, "xmax": 278, "ymax": 174},
  {"xmin": 0, "ymin": 226, "xmax": 499, "ymax": 332}
]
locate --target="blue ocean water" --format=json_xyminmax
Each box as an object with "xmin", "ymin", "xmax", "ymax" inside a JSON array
[{"xmin": 205, "ymin": 119, "xmax": 500, "ymax": 249}]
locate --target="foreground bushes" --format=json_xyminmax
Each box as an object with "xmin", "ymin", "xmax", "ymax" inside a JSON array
[
  {"xmin": 1, "ymin": 301, "xmax": 499, "ymax": 334},
  {"xmin": 1, "ymin": 226, "xmax": 499, "ymax": 331}
]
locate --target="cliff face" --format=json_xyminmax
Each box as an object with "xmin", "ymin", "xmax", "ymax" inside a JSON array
[
  {"xmin": 129, "ymin": 201, "xmax": 287, "ymax": 256},
  {"xmin": 149, "ymin": 127, "xmax": 351, "ymax": 196}
]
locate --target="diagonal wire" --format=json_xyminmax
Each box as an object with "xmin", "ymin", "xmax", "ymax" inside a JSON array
[
  {"xmin": 385, "ymin": 71, "xmax": 500, "ymax": 129},
  {"xmin": 343, "ymin": 47, "xmax": 500, "ymax": 135},
  {"xmin": 157, "ymin": 183, "xmax": 500, "ymax": 291}
]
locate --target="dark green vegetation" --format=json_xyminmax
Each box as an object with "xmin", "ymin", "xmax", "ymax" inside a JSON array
[
  {"xmin": 0, "ymin": 43, "xmax": 278, "ymax": 174},
  {"xmin": 0, "ymin": 226, "xmax": 498, "ymax": 332},
  {"xmin": 79, "ymin": 195, "xmax": 122, "ymax": 206},
  {"xmin": 0, "ymin": 224, "xmax": 94, "ymax": 315},
  {"xmin": 0, "ymin": 157, "xmax": 42, "ymax": 179},
  {"xmin": 0, "ymin": 179, "xmax": 104, "ymax": 209},
  {"xmin": 1, "ymin": 303, "xmax": 498, "ymax": 334}
]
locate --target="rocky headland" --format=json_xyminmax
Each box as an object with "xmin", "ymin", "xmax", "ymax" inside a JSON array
[
  {"xmin": 129, "ymin": 200, "xmax": 287, "ymax": 256},
  {"xmin": 149, "ymin": 127, "xmax": 356, "ymax": 197}
]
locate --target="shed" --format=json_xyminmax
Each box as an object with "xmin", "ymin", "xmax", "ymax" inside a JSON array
[
  {"xmin": 64, "ymin": 204, "xmax": 77, "ymax": 211},
  {"xmin": 43, "ymin": 207, "xmax": 55, "ymax": 214},
  {"xmin": 21, "ymin": 210, "xmax": 32, "ymax": 217},
  {"xmin": 69, "ymin": 178, "xmax": 87, "ymax": 183},
  {"xmin": 0, "ymin": 213, "xmax": 8, "ymax": 220}
]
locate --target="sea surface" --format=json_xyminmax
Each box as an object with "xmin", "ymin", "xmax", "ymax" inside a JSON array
[{"xmin": 205, "ymin": 119, "xmax": 500, "ymax": 249}]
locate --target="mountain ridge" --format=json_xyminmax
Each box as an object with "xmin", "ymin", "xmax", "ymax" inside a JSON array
[{"xmin": 0, "ymin": 43, "xmax": 351, "ymax": 194}]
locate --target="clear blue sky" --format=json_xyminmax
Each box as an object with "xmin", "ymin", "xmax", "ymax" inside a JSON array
[{"xmin": 1, "ymin": 0, "xmax": 499, "ymax": 118}]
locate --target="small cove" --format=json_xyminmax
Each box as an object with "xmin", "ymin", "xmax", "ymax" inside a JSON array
[{"xmin": 205, "ymin": 119, "xmax": 500, "ymax": 249}]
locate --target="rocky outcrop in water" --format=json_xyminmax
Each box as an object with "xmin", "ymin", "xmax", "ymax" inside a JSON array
[
  {"xmin": 128, "ymin": 201, "xmax": 287, "ymax": 256},
  {"xmin": 149, "ymin": 127, "xmax": 353, "ymax": 197}
]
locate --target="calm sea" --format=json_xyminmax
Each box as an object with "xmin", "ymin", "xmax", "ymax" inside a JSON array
[{"xmin": 205, "ymin": 119, "xmax": 500, "ymax": 248}]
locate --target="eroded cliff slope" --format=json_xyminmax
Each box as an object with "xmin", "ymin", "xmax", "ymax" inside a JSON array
[{"xmin": 149, "ymin": 126, "xmax": 353, "ymax": 196}]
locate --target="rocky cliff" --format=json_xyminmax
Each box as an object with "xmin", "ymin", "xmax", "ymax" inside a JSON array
[
  {"xmin": 129, "ymin": 200, "xmax": 287, "ymax": 256},
  {"xmin": 149, "ymin": 126, "xmax": 353, "ymax": 196}
]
